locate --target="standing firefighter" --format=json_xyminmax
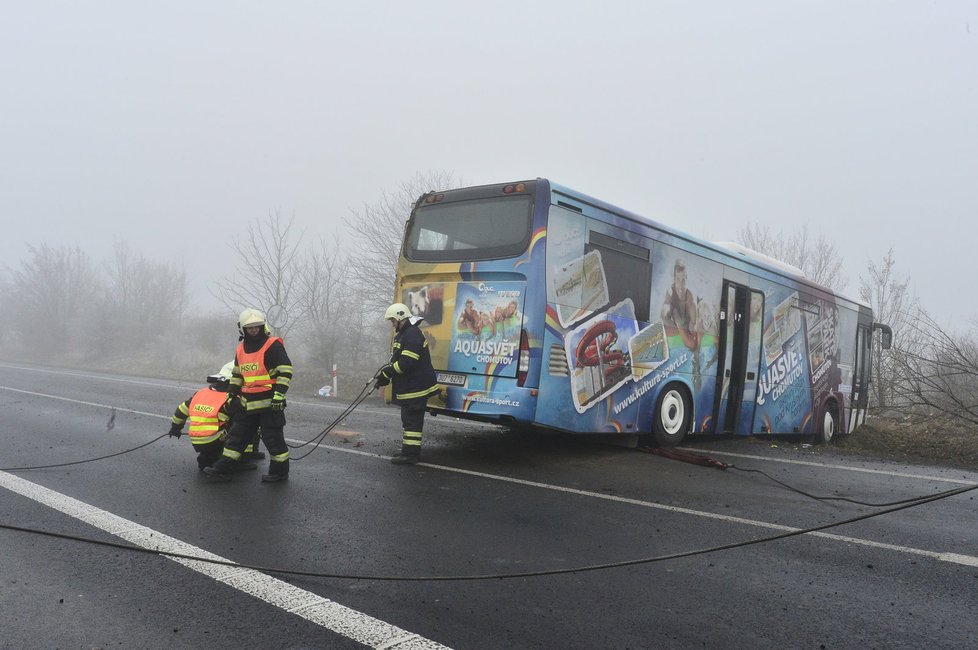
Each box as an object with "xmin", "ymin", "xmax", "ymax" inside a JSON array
[
  {"xmin": 204, "ymin": 308, "xmax": 294, "ymax": 482},
  {"xmin": 375, "ymin": 302, "xmax": 439, "ymax": 465}
]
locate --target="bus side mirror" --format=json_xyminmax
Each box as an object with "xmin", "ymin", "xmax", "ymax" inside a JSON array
[{"xmin": 873, "ymin": 323, "xmax": 893, "ymax": 351}]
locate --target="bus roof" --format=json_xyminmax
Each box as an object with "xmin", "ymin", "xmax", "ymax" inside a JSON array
[{"xmin": 545, "ymin": 179, "xmax": 870, "ymax": 310}]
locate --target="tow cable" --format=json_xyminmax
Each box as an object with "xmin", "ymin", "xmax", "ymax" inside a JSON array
[
  {"xmin": 1, "ymin": 480, "xmax": 974, "ymax": 581},
  {"xmin": 287, "ymin": 376, "xmax": 379, "ymax": 461},
  {"xmin": 1, "ymin": 367, "xmax": 387, "ymax": 472},
  {"xmin": 635, "ymin": 444, "xmax": 958, "ymax": 508}
]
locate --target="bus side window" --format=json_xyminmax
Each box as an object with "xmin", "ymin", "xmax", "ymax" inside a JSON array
[{"xmin": 585, "ymin": 230, "xmax": 652, "ymax": 322}]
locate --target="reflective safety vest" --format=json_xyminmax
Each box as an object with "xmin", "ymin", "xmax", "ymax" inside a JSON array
[
  {"xmin": 237, "ymin": 337, "xmax": 281, "ymax": 394},
  {"xmin": 187, "ymin": 388, "xmax": 229, "ymax": 445}
]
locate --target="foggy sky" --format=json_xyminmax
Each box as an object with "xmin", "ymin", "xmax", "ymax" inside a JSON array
[{"xmin": 2, "ymin": 1, "xmax": 976, "ymax": 326}]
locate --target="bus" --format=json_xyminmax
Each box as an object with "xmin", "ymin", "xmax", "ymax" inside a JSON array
[{"xmin": 394, "ymin": 179, "xmax": 891, "ymax": 446}]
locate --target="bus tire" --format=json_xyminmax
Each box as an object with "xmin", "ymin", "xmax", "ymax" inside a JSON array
[
  {"xmin": 813, "ymin": 401, "xmax": 839, "ymax": 445},
  {"xmin": 651, "ymin": 384, "xmax": 691, "ymax": 447}
]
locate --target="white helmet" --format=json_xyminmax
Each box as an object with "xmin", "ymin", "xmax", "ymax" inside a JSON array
[
  {"xmin": 218, "ymin": 361, "xmax": 234, "ymax": 381},
  {"xmin": 206, "ymin": 361, "xmax": 235, "ymax": 385},
  {"xmin": 239, "ymin": 308, "xmax": 266, "ymax": 329},
  {"xmin": 384, "ymin": 303, "xmax": 411, "ymax": 321}
]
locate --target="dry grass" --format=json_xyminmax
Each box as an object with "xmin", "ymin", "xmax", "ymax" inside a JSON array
[{"xmin": 833, "ymin": 414, "xmax": 978, "ymax": 471}]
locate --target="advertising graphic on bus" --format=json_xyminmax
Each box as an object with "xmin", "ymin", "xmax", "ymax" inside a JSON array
[{"xmin": 395, "ymin": 179, "xmax": 891, "ymax": 445}]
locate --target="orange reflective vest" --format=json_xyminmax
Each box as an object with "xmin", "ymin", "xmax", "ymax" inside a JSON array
[
  {"xmin": 187, "ymin": 388, "xmax": 230, "ymax": 444},
  {"xmin": 237, "ymin": 337, "xmax": 281, "ymax": 394}
]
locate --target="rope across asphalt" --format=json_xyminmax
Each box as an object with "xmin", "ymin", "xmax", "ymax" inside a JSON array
[
  {"xmin": 3, "ymin": 371, "xmax": 976, "ymax": 581},
  {"xmin": 1, "ymin": 481, "xmax": 974, "ymax": 581},
  {"xmin": 0, "ymin": 371, "xmax": 384, "ymax": 472}
]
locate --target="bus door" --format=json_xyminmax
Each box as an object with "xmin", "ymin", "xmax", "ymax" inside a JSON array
[
  {"xmin": 849, "ymin": 325, "xmax": 871, "ymax": 431},
  {"xmin": 714, "ymin": 283, "xmax": 763, "ymax": 433}
]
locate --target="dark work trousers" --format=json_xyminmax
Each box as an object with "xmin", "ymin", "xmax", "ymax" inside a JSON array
[
  {"xmin": 224, "ymin": 400, "xmax": 289, "ymax": 462},
  {"xmin": 192, "ymin": 438, "xmax": 225, "ymax": 470},
  {"xmin": 399, "ymin": 397, "xmax": 429, "ymax": 448}
]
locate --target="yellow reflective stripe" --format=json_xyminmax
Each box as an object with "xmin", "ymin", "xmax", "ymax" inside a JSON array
[
  {"xmin": 190, "ymin": 433, "xmax": 223, "ymax": 445},
  {"xmin": 273, "ymin": 365, "xmax": 293, "ymax": 374},
  {"xmin": 244, "ymin": 398, "xmax": 273, "ymax": 410},
  {"xmin": 401, "ymin": 350, "xmax": 420, "ymax": 360},
  {"xmin": 393, "ymin": 361, "xmax": 403, "ymax": 374},
  {"xmin": 243, "ymin": 374, "xmax": 272, "ymax": 383},
  {"xmin": 271, "ymin": 452, "xmax": 289, "ymax": 462},
  {"xmin": 392, "ymin": 342, "xmax": 402, "ymax": 349},
  {"xmin": 274, "ymin": 376, "xmax": 291, "ymax": 386},
  {"xmin": 178, "ymin": 403, "xmax": 190, "ymax": 416},
  {"xmin": 222, "ymin": 448, "xmax": 242, "ymax": 460},
  {"xmin": 395, "ymin": 385, "xmax": 439, "ymax": 400}
]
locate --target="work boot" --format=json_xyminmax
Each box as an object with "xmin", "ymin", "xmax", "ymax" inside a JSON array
[
  {"xmin": 244, "ymin": 450, "xmax": 266, "ymax": 461},
  {"xmin": 202, "ymin": 458, "xmax": 236, "ymax": 481},
  {"xmin": 390, "ymin": 445, "xmax": 421, "ymax": 465},
  {"xmin": 234, "ymin": 460, "xmax": 258, "ymax": 472},
  {"xmin": 261, "ymin": 459, "xmax": 289, "ymax": 483}
]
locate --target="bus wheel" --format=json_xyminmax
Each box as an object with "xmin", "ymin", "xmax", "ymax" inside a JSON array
[
  {"xmin": 652, "ymin": 385, "xmax": 691, "ymax": 447},
  {"xmin": 814, "ymin": 403, "xmax": 838, "ymax": 445}
]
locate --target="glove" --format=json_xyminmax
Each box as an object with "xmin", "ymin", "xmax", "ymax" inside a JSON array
[
  {"xmin": 373, "ymin": 364, "xmax": 393, "ymax": 390},
  {"xmin": 168, "ymin": 424, "xmax": 183, "ymax": 439},
  {"xmin": 270, "ymin": 392, "xmax": 287, "ymax": 411}
]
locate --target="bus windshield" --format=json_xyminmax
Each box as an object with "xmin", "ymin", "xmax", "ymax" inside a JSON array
[{"xmin": 403, "ymin": 195, "xmax": 533, "ymax": 262}]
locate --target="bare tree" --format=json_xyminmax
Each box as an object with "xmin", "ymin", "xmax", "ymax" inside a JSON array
[
  {"xmin": 7, "ymin": 245, "xmax": 101, "ymax": 357},
  {"xmin": 736, "ymin": 222, "xmax": 848, "ymax": 291},
  {"xmin": 888, "ymin": 309, "xmax": 978, "ymax": 428},
  {"xmin": 102, "ymin": 241, "xmax": 189, "ymax": 347},
  {"xmin": 296, "ymin": 238, "xmax": 349, "ymax": 378},
  {"xmin": 212, "ymin": 210, "xmax": 305, "ymax": 339},
  {"xmin": 346, "ymin": 170, "xmax": 461, "ymax": 314},
  {"xmin": 858, "ymin": 249, "xmax": 915, "ymax": 409}
]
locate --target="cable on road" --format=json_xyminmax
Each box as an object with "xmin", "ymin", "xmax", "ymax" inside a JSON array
[
  {"xmin": 287, "ymin": 371, "xmax": 381, "ymax": 461},
  {"xmin": 0, "ymin": 433, "xmax": 170, "ymax": 472},
  {"xmin": 637, "ymin": 446, "xmax": 963, "ymax": 508},
  {"xmin": 1, "ymin": 368, "xmax": 385, "ymax": 471},
  {"xmin": 0, "ymin": 481, "xmax": 974, "ymax": 581}
]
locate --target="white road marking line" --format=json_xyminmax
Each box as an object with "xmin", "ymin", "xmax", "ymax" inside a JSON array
[
  {"xmin": 6, "ymin": 383, "xmax": 977, "ymax": 569},
  {"xmin": 0, "ymin": 471, "xmax": 450, "ymax": 650},
  {"xmin": 0, "ymin": 363, "xmax": 188, "ymax": 390},
  {"xmin": 0, "ymin": 385, "xmax": 167, "ymax": 419},
  {"xmin": 682, "ymin": 448, "xmax": 978, "ymax": 485}
]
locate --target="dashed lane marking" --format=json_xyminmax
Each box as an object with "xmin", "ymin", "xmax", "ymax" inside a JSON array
[{"xmin": 0, "ymin": 470, "xmax": 451, "ymax": 650}]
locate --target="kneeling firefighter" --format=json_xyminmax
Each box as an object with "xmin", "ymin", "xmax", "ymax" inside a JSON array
[
  {"xmin": 168, "ymin": 362, "xmax": 264, "ymax": 471},
  {"xmin": 204, "ymin": 308, "xmax": 293, "ymax": 482},
  {"xmin": 375, "ymin": 303, "xmax": 439, "ymax": 465}
]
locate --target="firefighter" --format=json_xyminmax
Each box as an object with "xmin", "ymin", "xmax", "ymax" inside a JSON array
[
  {"xmin": 375, "ymin": 302, "xmax": 439, "ymax": 464},
  {"xmin": 168, "ymin": 363, "xmax": 253, "ymax": 471},
  {"xmin": 203, "ymin": 308, "xmax": 294, "ymax": 482},
  {"xmin": 168, "ymin": 362, "xmax": 264, "ymax": 470}
]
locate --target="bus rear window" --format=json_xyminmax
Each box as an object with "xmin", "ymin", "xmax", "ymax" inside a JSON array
[{"xmin": 404, "ymin": 196, "xmax": 533, "ymax": 262}]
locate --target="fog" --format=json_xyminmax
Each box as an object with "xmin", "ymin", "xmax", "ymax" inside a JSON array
[{"xmin": 2, "ymin": 1, "xmax": 976, "ymax": 327}]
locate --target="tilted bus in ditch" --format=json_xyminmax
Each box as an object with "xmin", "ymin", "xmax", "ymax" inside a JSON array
[{"xmin": 393, "ymin": 179, "xmax": 891, "ymax": 446}]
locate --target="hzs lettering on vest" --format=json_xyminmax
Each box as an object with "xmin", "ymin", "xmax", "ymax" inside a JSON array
[
  {"xmin": 240, "ymin": 362, "xmax": 259, "ymax": 372},
  {"xmin": 193, "ymin": 404, "xmax": 215, "ymax": 413}
]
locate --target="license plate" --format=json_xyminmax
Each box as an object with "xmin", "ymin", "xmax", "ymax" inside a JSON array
[{"xmin": 437, "ymin": 372, "xmax": 466, "ymax": 386}]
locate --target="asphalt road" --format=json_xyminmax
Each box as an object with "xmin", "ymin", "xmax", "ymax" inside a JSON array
[{"xmin": 2, "ymin": 361, "xmax": 977, "ymax": 649}]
